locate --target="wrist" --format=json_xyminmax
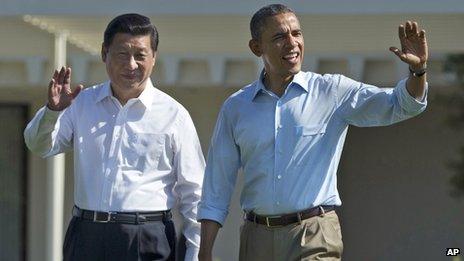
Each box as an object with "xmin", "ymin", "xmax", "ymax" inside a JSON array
[
  {"xmin": 409, "ymin": 63, "xmax": 427, "ymax": 77},
  {"xmin": 46, "ymin": 103, "xmax": 62, "ymax": 111},
  {"xmin": 409, "ymin": 62, "xmax": 426, "ymax": 72}
]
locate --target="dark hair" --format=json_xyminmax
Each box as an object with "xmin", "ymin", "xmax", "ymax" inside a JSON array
[
  {"xmin": 250, "ymin": 4, "xmax": 295, "ymax": 40},
  {"xmin": 103, "ymin": 13, "xmax": 159, "ymax": 52}
]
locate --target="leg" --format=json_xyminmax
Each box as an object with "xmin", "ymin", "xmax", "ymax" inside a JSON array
[
  {"xmin": 287, "ymin": 211, "xmax": 343, "ymax": 261},
  {"xmin": 63, "ymin": 217, "xmax": 106, "ymax": 261},
  {"xmin": 104, "ymin": 220, "xmax": 176, "ymax": 261},
  {"xmin": 239, "ymin": 221, "xmax": 275, "ymax": 261}
]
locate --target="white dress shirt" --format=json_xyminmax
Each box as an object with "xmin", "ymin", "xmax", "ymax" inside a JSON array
[{"xmin": 24, "ymin": 79, "xmax": 205, "ymax": 260}]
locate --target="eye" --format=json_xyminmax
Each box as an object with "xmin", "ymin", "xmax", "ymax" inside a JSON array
[
  {"xmin": 117, "ymin": 52, "xmax": 128, "ymax": 58},
  {"xmin": 273, "ymin": 35, "xmax": 284, "ymax": 42},
  {"xmin": 135, "ymin": 53, "xmax": 147, "ymax": 60}
]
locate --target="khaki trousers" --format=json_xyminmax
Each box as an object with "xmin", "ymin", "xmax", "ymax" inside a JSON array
[{"xmin": 239, "ymin": 210, "xmax": 343, "ymax": 261}]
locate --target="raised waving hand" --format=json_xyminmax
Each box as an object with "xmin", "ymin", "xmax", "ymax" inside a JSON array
[
  {"xmin": 47, "ymin": 67, "xmax": 83, "ymax": 111},
  {"xmin": 389, "ymin": 21, "xmax": 428, "ymax": 70}
]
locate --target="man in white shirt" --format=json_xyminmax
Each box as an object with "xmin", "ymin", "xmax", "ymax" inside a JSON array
[{"xmin": 24, "ymin": 13, "xmax": 205, "ymax": 261}]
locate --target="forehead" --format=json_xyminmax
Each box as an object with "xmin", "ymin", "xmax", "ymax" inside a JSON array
[
  {"xmin": 262, "ymin": 12, "xmax": 301, "ymax": 34},
  {"xmin": 109, "ymin": 33, "xmax": 152, "ymax": 50}
]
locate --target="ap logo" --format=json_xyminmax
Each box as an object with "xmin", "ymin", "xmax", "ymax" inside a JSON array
[{"xmin": 446, "ymin": 248, "xmax": 460, "ymax": 256}]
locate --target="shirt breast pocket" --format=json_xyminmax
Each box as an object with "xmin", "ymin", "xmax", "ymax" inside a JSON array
[{"xmin": 124, "ymin": 133, "xmax": 166, "ymax": 172}]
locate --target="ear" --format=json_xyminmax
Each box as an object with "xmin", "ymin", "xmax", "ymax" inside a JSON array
[
  {"xmin": 249, "ymin": 39, "xmax": 262, "ymax": 57},
  {"xmin": 101, "ymin": 43, "xmax": 107, "ymax": 62},
  {"xmin": 152, "ymin": 51, "xmax": 157, "ymax": 66}
]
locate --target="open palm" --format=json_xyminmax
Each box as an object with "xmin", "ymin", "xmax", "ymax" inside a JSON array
[
  {"xmin": 48, "ymin": 67, "xmax": 82, "ymax": 111},
  {"xmin": 390, "ymin": 21, "xmax": 428, "ymax": 69}
]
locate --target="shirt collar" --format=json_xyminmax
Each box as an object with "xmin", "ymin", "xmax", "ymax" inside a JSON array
[
  {"xmin": 251, "ymin": 70, "xmax": 309, "ymax": 100},
  {"xmin": 95, "ymin": 79, "xmax": 156, "ymax": 109},
  {"xmin": 95, "ymin": 81, "xmax": 112, "ymax": 103},
  {"xmin": 137, "ymin": 79, "xmax": 156, "ymax": 109}
]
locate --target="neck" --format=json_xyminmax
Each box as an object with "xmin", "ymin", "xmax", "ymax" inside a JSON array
[
  {"xmin": 263, "ymin": 72, "xmax": 294, "ymax": 97},
  {"xmin": 111, "ymin": 82, "xmax": 146, "ymax": 106}
]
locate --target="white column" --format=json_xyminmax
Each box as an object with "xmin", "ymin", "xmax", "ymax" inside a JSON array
[
  {"xmin": 45, "ymin": 30, "xmax": 68, "ymax": 261},
  {"xmin": 69, "ymin": 55, "xmax": 88, "ymax": 84},
  {"xmin": 395, "ymin": 59, "xmax": 409, "ymax": 80},
  {"xmin": 347, "ymin": 55, "xmax": 365, "ymax": 80},
  {"xmin": 25, "ymin": 56, "xmax": 45, "ymax": 86},
  {"xmin": 303, "ymin": 55, "xmax": 318, "ymax": 73},
  {"xmin": 254, "ymin": 57, "xmax": 262, "ymax": 77},
  {"xmin": 209, "ymin": 55, "xmax": 225, "ymax": 85},
  {"xmin": 162, "ymin": 56, "xmax": 179, "ymax": 85}
]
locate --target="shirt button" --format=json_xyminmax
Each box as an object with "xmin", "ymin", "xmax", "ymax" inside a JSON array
[
  {"xmin": 277, "ymin": 175, "xmax": 282, "ymax": 179},
  {"xmin": 276, "ymin": 201, "xmax": 280, "ymax": 205}
]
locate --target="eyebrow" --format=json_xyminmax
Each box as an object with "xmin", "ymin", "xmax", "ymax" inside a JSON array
[
  {"xmin": 272, "ymin": 28, "xmax": 302, "ymax": 39},
  {"xmin": 272, "ymin": 30, "xmax": 288, "ymax": 39}
]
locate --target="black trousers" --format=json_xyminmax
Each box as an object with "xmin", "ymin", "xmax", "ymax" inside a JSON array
[{"xmin": 63, "ymin": 216, "xmax": 176, "ymax": 261}]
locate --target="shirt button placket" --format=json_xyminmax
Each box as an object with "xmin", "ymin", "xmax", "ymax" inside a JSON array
[{"xmin": 274, "ymin": 100, "xmax": 282, "ymax": 210}]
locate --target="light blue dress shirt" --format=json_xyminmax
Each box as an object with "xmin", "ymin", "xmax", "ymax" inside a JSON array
[{"xmin": 198, "ymin": 71, "xmax": 427, "ymax": 225}]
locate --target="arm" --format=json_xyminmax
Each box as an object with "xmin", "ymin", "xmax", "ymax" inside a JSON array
[
  {"xmin": 389, "ymin": 21, "xmax": 428, "ymax": 100},
  {"xmin": 24, "ymin": 67, "xmax": 82, "ymax": 157},
  {"xmin": 337, "ymin": 21, "xmax": 428, "ymax": 126},
  {"xmin": 198, "ymin": 220, "xmax": 221, "ymax": 261},
  {"xmin": 197, "ymin": 104, "xmax": 241, "ymax": 260},
  {"xmin": 172, "ymin": 110, "xmax": 206, "ymax": 261}
]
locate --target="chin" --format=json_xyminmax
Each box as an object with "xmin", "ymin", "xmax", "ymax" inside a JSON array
[{"xmin": 288, "ymin": 66, "xmax": 301, "ymax": 75}]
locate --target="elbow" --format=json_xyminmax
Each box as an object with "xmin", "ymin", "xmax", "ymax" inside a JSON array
[{"xmin": 24, "ymin": 133, "xmax": 52, "ymax": 158}]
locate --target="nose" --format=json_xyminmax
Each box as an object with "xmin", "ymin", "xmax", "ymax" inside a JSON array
[
  {"xmin": 287, "ymin": 35, "xmax": 298, "ymax": 47},
  {"xmin": 126, "ymin": 56, "xmax": 138, "ymax": 70}
]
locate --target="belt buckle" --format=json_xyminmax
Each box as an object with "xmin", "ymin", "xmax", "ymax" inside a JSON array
[
  {"xmin": 93, "ymin": 211, "xmax": 112, "ymax": 223},
  {"xmin": 265, "ymin": 215, "xmax": 282, "ymax": 228}
]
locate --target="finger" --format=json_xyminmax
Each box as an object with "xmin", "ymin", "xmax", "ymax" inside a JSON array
[
  {"xmin": 398, "ymin": 24, "xmax": 406, "ymax": 40},
  {"xmin": 48, "ymin": 78, "xmax": 55, "ymax": 95},
  {"xmin": 419, "ymin": 29, "xmax": 426, "ymax": 39},
  {"xmin": 57, "ymin": 66, "xmax": 66, "ymax": 85},
  {"xmin": 389, "ymin": 47, "xmax": 407, "ymax": 61},
  {"xmin": 48, "ymin": 78, "xmax": 61, "ymax": 102},
  {"xmin": 52, "ymin": 69, "xmax": 59, "ymax": 82},
  {"xmin": 71, "ymin": 84, "xmax": 83, "ymax": 99},
  {"xmin": 412, "ymin": 21, "xmax": 419, "ymax": 35},
  {"xmin": 64, "ymin": 67, "xmax": 71, "ymax": 86},
  {"xmin": 405, "ymin": 21, "xmax": 413, "ymax": 37}
]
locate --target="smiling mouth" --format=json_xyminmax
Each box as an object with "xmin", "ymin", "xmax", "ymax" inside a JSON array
[
  {"xmin": 122, "ymin": 74, "xmax": 137, "ymax": 80},
  {"xmin": 282, "ymin": 52, "xmax": 300, "ymax": 64}
]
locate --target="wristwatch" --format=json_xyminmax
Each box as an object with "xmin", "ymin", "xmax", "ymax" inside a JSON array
[{"xmin": 409, "ymin": 65, "xmax": 427, "ymax": 77}]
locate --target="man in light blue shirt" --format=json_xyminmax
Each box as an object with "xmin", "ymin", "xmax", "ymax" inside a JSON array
[{"xmin": 198, "ymin": 4, "xmax": 428, "ymax": 261}]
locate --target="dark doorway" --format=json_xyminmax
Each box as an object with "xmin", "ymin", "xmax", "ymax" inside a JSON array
[{"xmin": 0, "ymin": 104, "xmax": 28, "ymax": 261}]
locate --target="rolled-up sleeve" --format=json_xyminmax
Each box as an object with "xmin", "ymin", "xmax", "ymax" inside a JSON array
[
  {"xmin": 335, "ymin": 75, "xmax": 428, "ymax": 127},
  {"xmin": 24, "ymin": 105, "xmax": 74, "ymax": 157},
  {"xmin": 197, "ymin": 103, "xmax": 241, "ymax": 226},
  {"xmin": 172, "ymin": 109, "xmax": 205, "ymax": 260}
]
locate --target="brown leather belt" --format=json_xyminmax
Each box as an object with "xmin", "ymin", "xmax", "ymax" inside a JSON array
[
  {"xmin": 72, "ymin": 206, "xmax": 172, "ymax": 224},
  {"xmin": 245, "ymin": 205, "xmax": 335, "ymax": 227}
]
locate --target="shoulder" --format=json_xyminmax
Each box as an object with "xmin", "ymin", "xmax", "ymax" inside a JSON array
[
  {"xmin": 71, "ymin": 82, "xmax": 108, "ymax": 107},
  {"xmin": 152, "ymin": 88, "xmax": 191, "ymax": 120},
  {"xmin": 221, "ymin": 81, "xmax": 258, "ymax": 110},
  {"xmin": 77, "ymin": 82, "xmax": 106, "ymax": 99},
  {"xmin": 305, "ymin": 71, "xmax": 341, "ymax": 86}
]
